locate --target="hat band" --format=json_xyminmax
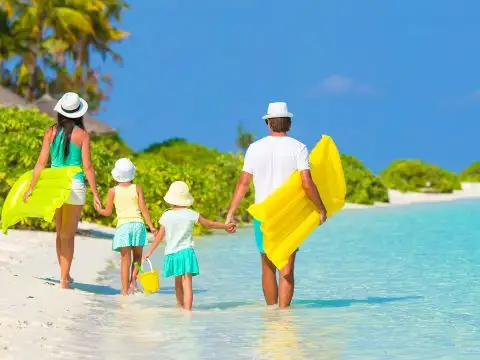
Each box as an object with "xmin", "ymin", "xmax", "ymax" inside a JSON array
[{"xmin": 61, "ymin": 103, "xmax": 81, "ymax": 114}]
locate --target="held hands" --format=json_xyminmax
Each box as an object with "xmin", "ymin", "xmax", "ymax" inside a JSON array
[
  {"xmin": 93, "ymin": 194, "xmax": 103, "ymax": 211},
  {"xmin": 225, "ymin": 222, "xmax": 236, "ymax": 233}
]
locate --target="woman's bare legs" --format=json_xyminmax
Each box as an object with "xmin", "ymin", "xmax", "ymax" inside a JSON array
[
  {"xmin": 175, "ymin": 276, "xmax": 184, "ymax": 308},
  {"xmin": 119, "ymin": 247, "xmax": 132, "ymax": 295},
  {"xmin": 261, "ymin": 254, "xmax": 278, "ymax": 305},
  {"xmin": 55, "ymin": 208, "xmax": 62, "ymax": 268},
  {"xmin": 182, "ymin": 274, "xmax": 193, "ymax": 311},
  {"xmin": 59, "ymin": 204, "xmax": 82, "ymax": 289},
  {"xmin": 129, "ymin": 246, "xmax": 143, "ymax": 292}
]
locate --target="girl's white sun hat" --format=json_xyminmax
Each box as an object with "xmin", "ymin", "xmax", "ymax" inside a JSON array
[
  {"xmin": 262, "ymin": 101, "xmax": 293, "ymax": 120},
  {"xmin": 164, "ymin": 181, "xmax": 194, "ymax": 207},
  {"xmin": 111, "ymin": 158, "xmax": 136, "ymax": 183},
  {"xmin": 54, "ymin": 92, "xmax": 88, "ymax": 118}
]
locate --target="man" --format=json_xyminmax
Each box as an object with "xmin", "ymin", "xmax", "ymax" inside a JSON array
[{"xmin": 226, "ymin": 101, "xmax": 327, "ymax": 308}]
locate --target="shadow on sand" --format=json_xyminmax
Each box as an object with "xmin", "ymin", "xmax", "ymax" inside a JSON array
[
  {"xmin": 195, "ymin": 295, "xmax": 422, "ymax": 311},
  {"xmin": 37, "ymin": 277, "xmax": 121, "ymax": 295},
  {"xmin": 293, "ymin": 296, "xmax": 423, "ymax": 308}
]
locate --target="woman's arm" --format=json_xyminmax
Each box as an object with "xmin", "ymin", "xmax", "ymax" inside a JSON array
[
  {"xmin": 137, "ymin": 185, "xmax": 157, "ymax": 233},
  {"xmin": 225, "ymin": 172, "xmax": 252, "ymax": 224},
  {"xmin": 198, "ymin": 216, "xmax": 236, "ymax": 232},
  {"xmin": 143, "ymin": 226, "xmax": 165, "ymax": 259},
  {"xmin": 23, "ymin": 128, "xmax": 53, "ymax": 202},
  {"xmin": 81, "ymin": 133, "xmax": 102, "ymax": 208},
  {"xmin": 96, "ymin": 188, "xmax": 115, "ymax": 216}
]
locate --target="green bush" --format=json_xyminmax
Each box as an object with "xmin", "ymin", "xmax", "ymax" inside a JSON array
[
  {"xmin": 341, "ymin": 154, "xmax": 389, "ymax": 205},
  {"xmin": 460, "ymin": 161, "xmax": 480, "ymax": 182},
  {"xmin": 380, "ymin": 159, "xmax": 461, "ymax": 193}
]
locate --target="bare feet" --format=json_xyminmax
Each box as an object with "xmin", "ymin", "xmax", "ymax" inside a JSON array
[{"xmin": 59, "ymin": 280, "xmax": 72, "ymax": 289}]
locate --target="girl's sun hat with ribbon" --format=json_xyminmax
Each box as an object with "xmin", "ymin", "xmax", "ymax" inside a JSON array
[
  {"xmin": 164, "ymin": 181, "xmax": 194, "ymax": 207},
  {"xmin": 54, "ymin": 92, "xmax": 88, "ymax": 118},
  {"xmin": 111, "ymin": 158, "xmax": 136, "ymax": 183}
]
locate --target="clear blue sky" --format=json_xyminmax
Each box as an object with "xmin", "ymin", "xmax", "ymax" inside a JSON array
[{"xmin": 99, "ymin": 0, "xmax": 479, "ymax": 173}]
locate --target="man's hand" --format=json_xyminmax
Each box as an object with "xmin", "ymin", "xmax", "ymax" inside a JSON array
[{"xmin": 319, "ymin": 208, "xmax": 327, "ymax": 224}]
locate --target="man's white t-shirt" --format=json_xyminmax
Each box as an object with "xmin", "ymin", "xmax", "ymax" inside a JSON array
[{"xmin": 242, "ymin": 136, "xmax": 310, "ymax": 204}]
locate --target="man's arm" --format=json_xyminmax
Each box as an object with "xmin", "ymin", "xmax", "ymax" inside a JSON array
[
  {"xmin": 300, "ymin": 170, "xmax": 327, "ymax": 223},
  {"xmin": 226, "ymin": 172, "xmax": 252, "ymax": 223}
]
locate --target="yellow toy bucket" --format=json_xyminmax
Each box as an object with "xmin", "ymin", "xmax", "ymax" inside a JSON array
[{"xmin": 137, "ymin": 259, "xmax": 160, "ymax": 294}]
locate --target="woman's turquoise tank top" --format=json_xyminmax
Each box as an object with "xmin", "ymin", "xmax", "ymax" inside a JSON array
[{"xmin": 50, "ymin": 128, "xmax": 85, "ymax": 181}]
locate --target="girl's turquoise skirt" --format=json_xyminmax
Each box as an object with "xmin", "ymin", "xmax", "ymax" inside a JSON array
[
  {"xmin": 112, "ymin": 222, "xmax": 147, "ymax": 252},
  {"xmin": 163, "ymin": 248, "xmax": 199, "ymax": 277}
]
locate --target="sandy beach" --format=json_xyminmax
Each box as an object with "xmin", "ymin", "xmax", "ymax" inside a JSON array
[
  {"xmin": 344, "ymin": 182, "xmax": 480, "ymax": 210},
  {"xmin": 0, "ymin": 223, "xmax": 116, "ymax": 360}
]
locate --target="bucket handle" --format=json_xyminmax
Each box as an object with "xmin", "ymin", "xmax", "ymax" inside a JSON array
[{"xmin": 143, "ymin": 258, "xmax": 154, "ymax": 272}]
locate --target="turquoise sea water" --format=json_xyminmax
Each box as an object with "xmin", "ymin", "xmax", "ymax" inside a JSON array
[{"xmin": 61, "ymin": 200, "xmax": 479, "ymax": 359}]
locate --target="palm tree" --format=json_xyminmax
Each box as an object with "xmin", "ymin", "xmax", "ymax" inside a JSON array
[
  {"xmin": 9, "ymin": 0, "xmax": 95, "ymax": 101},
  {"xmin": 236, "ymin": 121, "xmax": 255, "ymax": 153}
]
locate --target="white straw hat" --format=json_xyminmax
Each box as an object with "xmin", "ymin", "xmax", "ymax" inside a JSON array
[
  {"xmin": 54, "ymin": 92, "xmax": 88, "ymax": 118},
  {"xmin": 111, "ymin": 158, "xmax": 136, "ymax": 183},
  {"xmin": 164, "ymin": 181, "xmax": 194, "ymax": 207},
  {"xmin": 262, "ymin": 101, "xmax": 293, "ymax": 120}
]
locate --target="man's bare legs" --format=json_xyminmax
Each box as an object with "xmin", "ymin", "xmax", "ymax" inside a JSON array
[
  {"xmin": 261, "ymin": 252, "xmax": 297, "ymax": 307},
  {"xmin": 279, "ymin": 251, "xmax": 296, "ymax": 308},
  {"xmin": 261, "ymin": 254, "xmax": 278, "ymax": 305}
]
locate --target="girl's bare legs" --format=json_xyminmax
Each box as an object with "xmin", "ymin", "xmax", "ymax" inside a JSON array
[
  {"xmin": 129, "ymin": 246, "xmax": 143, "ymax": 292},
  {"xmin": 175, "ymin": 276, "xmax": 184, "ymax": 308},
  {"xmin": 120, "ymin": 247, "xmax": 132, "ymax": 295},
  {"xmin": 182, "ymin": 274, "xmax": 193, "ymax": 311},
  {"xmin": 55, "ymin": 208, "xmax": 74, "ymax": 284},
  {"xmin": 59, "ymin": 204, "xmax": 82, "ymax": 289}
]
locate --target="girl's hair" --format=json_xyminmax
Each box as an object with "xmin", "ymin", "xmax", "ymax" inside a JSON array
[{"xmin": 54, "ymin": 113, "xmax": 86, "ymax": 159}]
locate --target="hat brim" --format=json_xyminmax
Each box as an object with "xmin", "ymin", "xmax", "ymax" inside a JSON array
[
  {"xmin": 262, "ymin": 112, "xmax": 293, "ymax": 120},
  {"xmin": 54, "ymin": 97, "xmax": 88, "ymax": 118},
  {"xmin": 111, "ymin": 168, "xmax": 135, "ymax": 183},
  {"xmin": 163, "ymin": 194, "xmax": 194, "ymax": 207}
]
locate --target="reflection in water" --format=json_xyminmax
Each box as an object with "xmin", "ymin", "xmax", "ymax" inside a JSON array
[
  {"xmin": 257, "ymin": 309, "xmax": 304, "ymax": 359},
  {"xmin": 256, "ymin": 308, "xmax": 344, "ymax": 360}
]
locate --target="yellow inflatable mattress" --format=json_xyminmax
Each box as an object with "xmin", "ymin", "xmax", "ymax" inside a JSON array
[
  {"xmin": 1, "ymin": 166, "xmax": 82, "ymax": 234},
  {"xmin": 248, "ymin": 135, "xmax": 346, "ymax": 270}
]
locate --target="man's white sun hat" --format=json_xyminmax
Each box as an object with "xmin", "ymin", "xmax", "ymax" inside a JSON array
[
  {"xmin": 262, "ymin": 101, "xmax": 293, "ymax": 120},
  {"xmin": 164, "ymin": 181, "xmax": 194, "ymax": 207},
  {"xmin": 111, "ymin": 158, "xmax": 136, "ymax": 183},
  {"xmin": 54, "ymin": 92, "xmax": 88, "ymax": 118}
]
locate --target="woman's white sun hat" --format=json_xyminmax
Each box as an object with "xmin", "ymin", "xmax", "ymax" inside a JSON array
[
  {"xmin": 262, "ymin": 101, "xmax": 293, "ymax": 120},
  {"xmin": 54, "ymin": 92, "xmax": 88, "ymax": 118},
  {"xmin": 164, "ymin": 181, "xmax": 194, "ymax": 207},
  {"xmin": 111, "ymin": 158, "xmax": 136, "ymax": 183}
]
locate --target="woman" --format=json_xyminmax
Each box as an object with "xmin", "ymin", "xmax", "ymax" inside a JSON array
[{"xmin": 23, "ymin": 92, "xmax": 102, "ymax": 289}]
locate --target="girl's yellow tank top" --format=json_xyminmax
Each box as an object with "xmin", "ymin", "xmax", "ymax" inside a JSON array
[{"xmin": 114, "ymin": 184, "xmax": 143, "ymax": 227}]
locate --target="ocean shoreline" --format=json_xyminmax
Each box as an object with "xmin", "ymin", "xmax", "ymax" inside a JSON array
[{"xmin": 343, "ymin": 182, "xmax": 480, "ymax": 210}]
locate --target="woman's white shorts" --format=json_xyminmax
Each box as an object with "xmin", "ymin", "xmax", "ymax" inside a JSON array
[{"xmin": 65, "ymin": 179, "xmax": 86, "ymax": 205}]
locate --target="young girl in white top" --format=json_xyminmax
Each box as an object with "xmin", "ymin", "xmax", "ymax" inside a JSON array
[
  {"xmin": 143, "ymin": 181, "xmax": 235, "ymax": 310},
  {"xmin": 95, "ymin": 158, "xmax": 157, "ymax": 295}
]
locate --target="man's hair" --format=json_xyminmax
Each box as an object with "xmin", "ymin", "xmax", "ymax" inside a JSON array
[{"xmin": 266, "ymin": 117, "xmax": 291, "ymax": 132}]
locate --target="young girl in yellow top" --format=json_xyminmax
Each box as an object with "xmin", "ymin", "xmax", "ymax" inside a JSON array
[{"xmin": 95, "ymin": 158, "xmax": 157, "ymax": 295}]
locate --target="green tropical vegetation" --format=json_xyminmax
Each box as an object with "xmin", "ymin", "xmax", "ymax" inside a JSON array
[
  {"xmin": 0, "ymin": 107, "xmax": 254, "ymax": 234},
  {"xmin": 341, "ymin": 154, "xmax": 389, "ymax": 205},
  {"xmin": 380, "ymin": 159, "xmax": 461, "ymax": 193},
  {"xmin": 0, "ymin": 0, "xmax": 129, "ymax": 112},
  {"xmin": 460, "ymin": 162, "xmax": 480, "ymax": 182}
]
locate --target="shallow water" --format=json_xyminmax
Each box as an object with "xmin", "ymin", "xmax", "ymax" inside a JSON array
[{"xmin": 61, "ymin": 200, "xmax": 480, "ymax": 359}]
